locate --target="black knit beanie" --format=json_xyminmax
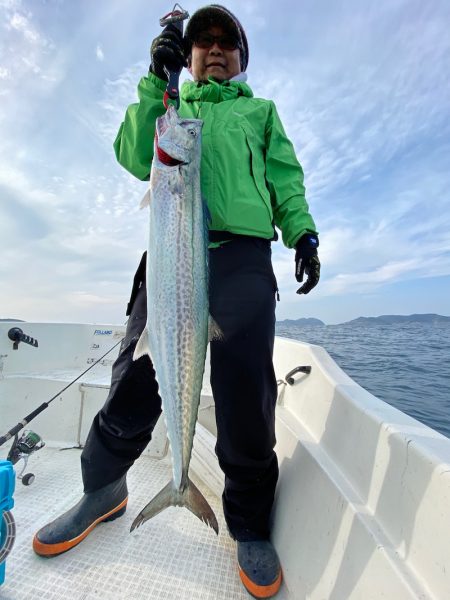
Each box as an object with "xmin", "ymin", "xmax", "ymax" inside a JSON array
[{"xmin": 184, "ymin": 5, "xmax": 249, "ymax": 71}]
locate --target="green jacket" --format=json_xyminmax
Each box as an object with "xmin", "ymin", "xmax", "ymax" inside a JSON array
[{"xmin": 114, "ymin": 73, "xmax": 317, "ymax": 248}]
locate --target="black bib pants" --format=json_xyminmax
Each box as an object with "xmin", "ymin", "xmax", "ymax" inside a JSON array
[{"xmin": 81, "ymin": 237, "xmax": 279, "ymax": 541}]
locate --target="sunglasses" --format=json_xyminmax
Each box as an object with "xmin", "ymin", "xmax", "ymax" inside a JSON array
[{"xmin": 193, "ymin": 32, "xmax": 240, "ymax": 52}]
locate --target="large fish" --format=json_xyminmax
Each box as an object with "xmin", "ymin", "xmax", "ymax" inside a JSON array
[{"xmin": 131, "ymin": 105, "xmax": 218, "ymax": 534}]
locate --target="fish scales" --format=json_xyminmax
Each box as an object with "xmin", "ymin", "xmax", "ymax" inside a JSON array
[
  {"xmin": 149, "ymin": 170, "xmax": 202, "ymax": 487},
  {"xmin": 132, "ymin": 105, "xmax": 218, "ymax": 534}
]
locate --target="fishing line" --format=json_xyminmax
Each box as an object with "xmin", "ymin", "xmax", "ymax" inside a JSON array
[{"xmin": 0, "ymin": 338, "xmax": 123, "ymax": 448}]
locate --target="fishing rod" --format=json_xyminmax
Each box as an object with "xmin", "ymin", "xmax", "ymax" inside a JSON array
[{"xmin": 0, "ymin": 339, "xmax": 123, "ymax": 449}]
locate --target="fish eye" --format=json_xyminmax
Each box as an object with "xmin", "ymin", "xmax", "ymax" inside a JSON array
[{"xmin": 188, "ymin": 129, "xmax": 197, "ymax": 137}]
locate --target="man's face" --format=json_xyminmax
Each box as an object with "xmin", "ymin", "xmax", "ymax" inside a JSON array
[{"xmin": 189, "ymin": 25, "xmax": 241, "ymax": 82}]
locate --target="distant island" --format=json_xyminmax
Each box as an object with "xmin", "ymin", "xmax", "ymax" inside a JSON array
[
  {"xmin": 276, "ymin": 314, "xmax": 450, "ymax": 327},
  {"xmin": 0, "ymin": 318, "xmax": 25, "ymax": 322},
  {"xmin": 341, "ymin": 314, "xmax": 450, "ymax": 326},
  {"xmin": 3, "ymin": 314, "xmax": 449, "ymax": 327},
  {"xmin": 277, "ymin": 317, "xmax": 325, "ymax": 327}
]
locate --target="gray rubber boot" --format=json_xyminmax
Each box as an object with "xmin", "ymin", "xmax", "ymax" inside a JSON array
[
  {"xmin": 33, "ymin": 475, "xmax": 128, "ymax": 557},
  {"xmin": 237, "ymin": 540, "xmax": 282, "ymax": 598}
]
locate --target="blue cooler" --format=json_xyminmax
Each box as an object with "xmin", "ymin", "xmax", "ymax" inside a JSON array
[{"xmin": 0, "ymin": 460, "xmax": 15, "ymax": 585}]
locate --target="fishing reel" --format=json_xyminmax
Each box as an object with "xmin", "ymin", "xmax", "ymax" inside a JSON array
[{"xmin": 7, "ymin": 430, "xmax": 45, "ymax": 486}]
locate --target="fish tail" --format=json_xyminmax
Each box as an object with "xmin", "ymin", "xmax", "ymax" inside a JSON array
[
  {"xmin": 130, "ymin": 478, "xmax": 219, "ymax": 535},
  {"xmin": 133, "ymin": 327, "xmax": 150, "ymax": 361}
]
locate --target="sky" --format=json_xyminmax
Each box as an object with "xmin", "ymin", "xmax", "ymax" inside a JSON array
[{"xmin": 0, "ymin": 0, "xmax": 449, "ymax": 325}]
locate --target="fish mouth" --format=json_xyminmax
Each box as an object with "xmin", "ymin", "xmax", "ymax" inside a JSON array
[
  {"xmin": 156, "ymin": 132, "xmax": 188, "ymax": 160},
  {"xmin": 156, "ymin": 143, "xmax": 188, "ymax": 166}
]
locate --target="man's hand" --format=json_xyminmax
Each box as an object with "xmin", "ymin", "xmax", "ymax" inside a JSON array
[
  {"xmin": 150, "ymin": 24, "xmax": 187, "ymax": 82},
  {"xmin": 295, "ymin": 234, "xmax": 320, "ymax": 295}
]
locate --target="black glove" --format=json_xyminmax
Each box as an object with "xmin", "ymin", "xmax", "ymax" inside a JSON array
[
  {"xmin": 150, "ymin": 24, "xmax": 187, "ymax": 82},
  {"xmin": 295, "ymin": 234, "xmax": 320, "ymax": 295}
]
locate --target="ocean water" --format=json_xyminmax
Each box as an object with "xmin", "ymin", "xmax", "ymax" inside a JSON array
[{"xmin": 275, "ymin": 321, "xmax": 450, "ymax": 438}]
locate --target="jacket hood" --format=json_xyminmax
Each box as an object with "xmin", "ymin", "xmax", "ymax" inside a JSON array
[{"xmin": 181, "ymin": 78, "xmax": 253, "ymax": 103}]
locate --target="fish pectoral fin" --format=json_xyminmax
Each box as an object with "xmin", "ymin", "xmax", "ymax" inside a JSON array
[
  {"xmin": 133, "ymin": 327, "xmax": 150, "ymax": 361},
  {"xmin": 130, "ymin": 478, "xmax": 219, "ymax": 535},
  {"xmin": 139, "ymin": 189, "xmax": 151, "ymax": 209},
  {"xmin": 208, "ymin": 315, "xmax": 223, "ymax": 342}
]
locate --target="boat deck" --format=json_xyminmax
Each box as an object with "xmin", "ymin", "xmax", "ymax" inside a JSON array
[
  {"xmin": 3, "ymin": 323, "xmax": 450, "ymax": 599},
  {"xmin": 2, "ymin": 446, "xmax": 250, "ymax": 600}
]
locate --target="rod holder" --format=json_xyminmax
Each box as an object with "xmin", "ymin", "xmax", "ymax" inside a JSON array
[{"xmin": 7, "ymin": 328, "xmax": 39, "ymax": 351}]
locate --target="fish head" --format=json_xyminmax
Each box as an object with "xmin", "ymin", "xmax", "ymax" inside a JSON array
[{"xmin": 155, "ymin": 106, "xmax": 203, "ymax": 165}]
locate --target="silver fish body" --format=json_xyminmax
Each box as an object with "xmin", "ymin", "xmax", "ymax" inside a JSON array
[{"xmin": 132, "ymin": 105, "xmax": 218, "ymax": 534}]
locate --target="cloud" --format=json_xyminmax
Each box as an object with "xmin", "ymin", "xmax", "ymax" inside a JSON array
[
  {"xmin": 1, "ymin": 0, "xmax": 449, "ymax": 323},
  {"xmin": 9, "ymin": 12, "xmax": 38, "ymax": 42},
  {"xmin": 0, "ymin": 132, "xmax": 148, "ymax": 322},
  {"xmin": 96, "ymin": 60, "xmax": 148, "ymax": 143},
  {"xmin": 0, "ymin": 1, "xmax": 65, "ymax": 114},
  {"xmin": 250, "ymin": 2, "xmax": 450, "ymax": 312},
  {"xmin": 251, "ymin": 4, "xmax": 450, "ymax": 215},
  {"xmin": 96, "ymin": 43, "xmax": 104, "ymax": 62},
  {"xmin": 321, "ymin": 254, "xmax": 450, "ymax": 297},
  {"xmin": 6, "ymin": 7, "xmax": 53, "ymax": 49}
]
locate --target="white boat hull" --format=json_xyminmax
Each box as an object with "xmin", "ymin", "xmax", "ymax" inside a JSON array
[{"xmin": 1, "ymin": 322, "xmax": 449, "ymax": 599}]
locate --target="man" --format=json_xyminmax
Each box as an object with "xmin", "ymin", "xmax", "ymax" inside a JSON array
[{"xmin": 33, "ymin": 5, "xmax": 320, "ymax": 598}]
